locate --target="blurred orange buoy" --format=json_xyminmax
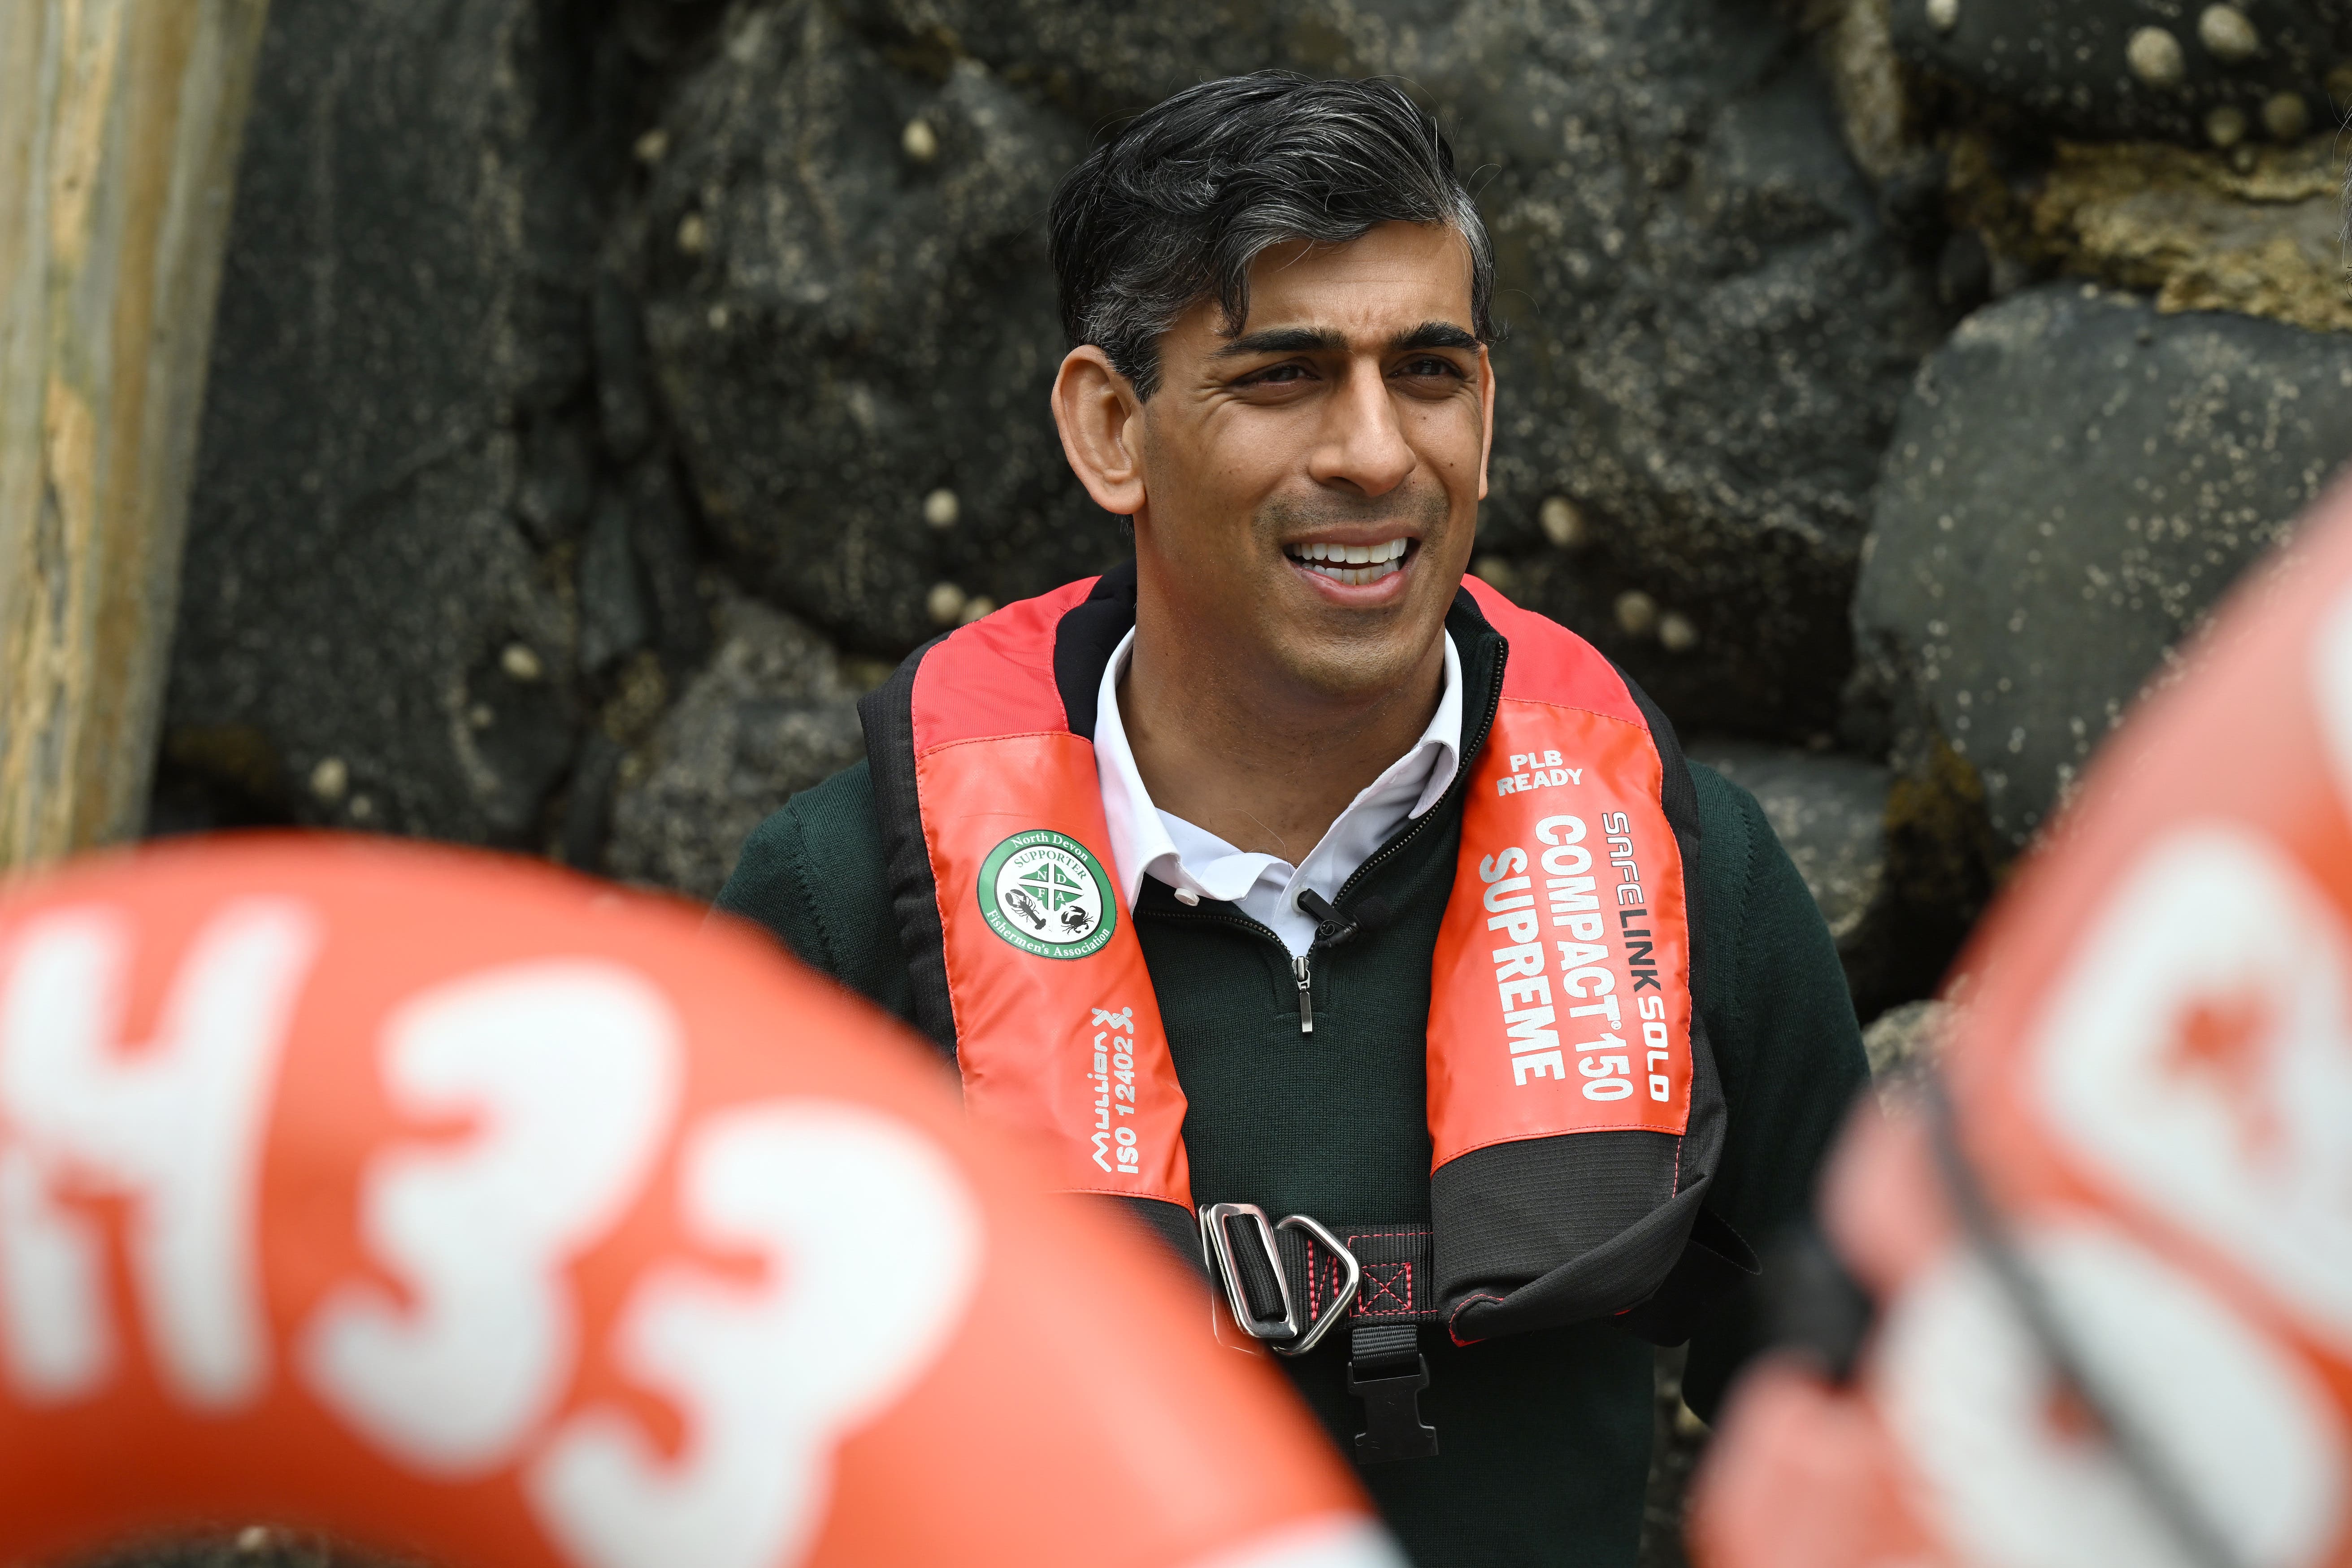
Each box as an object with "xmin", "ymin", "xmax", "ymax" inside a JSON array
[
  {"xmin": 1693, "ymin": 479, "xmax": 2352, "ymax": 1567},
  {"xmin": 0, "ymin": 835, "xmax": 1395, "ymax": 1568}
]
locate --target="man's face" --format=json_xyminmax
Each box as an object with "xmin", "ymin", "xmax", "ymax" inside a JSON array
[{"xmin": 1131, "ymin": 220, "xmax": 1492, "ymax": 703}]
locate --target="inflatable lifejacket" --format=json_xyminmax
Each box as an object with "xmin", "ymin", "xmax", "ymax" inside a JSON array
[
  {"xmin": 859, "ymin": 564, "xmax": 1751, "ymax": 1425},
  {"xmin": 0, "ymin": 836, "xmax": 1400, "ymax": 1568},
  {"xmin": 1692, "ymin": 478, "xmax": 2352, "ymax": 1568}
]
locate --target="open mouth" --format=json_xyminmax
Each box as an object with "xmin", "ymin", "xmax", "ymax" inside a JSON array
[{"xmin": 1284, "ymin": 538, "xmax": 1412, "ymax": 587}]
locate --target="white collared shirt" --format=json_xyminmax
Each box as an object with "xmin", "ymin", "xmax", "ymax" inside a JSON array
[{"xmin": 1093, "ymin": 626, "xmax": 1464, "ymax": 956}]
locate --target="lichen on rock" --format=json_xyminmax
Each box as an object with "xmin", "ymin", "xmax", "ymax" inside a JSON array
[{"xmin": 2028, "ymin": 137, "xmax": 2352, "ymax": 334}]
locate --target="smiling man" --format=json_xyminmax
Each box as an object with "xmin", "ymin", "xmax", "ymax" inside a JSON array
[{"xmin": 717, "ymin": 74, "xmax": 1867, "ymax": 1568}]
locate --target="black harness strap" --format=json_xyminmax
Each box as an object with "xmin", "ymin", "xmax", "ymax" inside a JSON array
[
  {"xmin": 1272, "ymin": 1221, "xmax": 1440, "ymax": 1326},
  {"xmin": 858, "ymin": 632, "xmax": 957, "ymax": 1055}
]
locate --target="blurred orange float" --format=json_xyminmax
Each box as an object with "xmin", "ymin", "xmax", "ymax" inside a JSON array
[
  {"xmin": 0, "ymin": 836, "xmax": 1397, "ymax": 1568},
  {"xmin": 1693, "ymin": 478, "xmax": 2352, "ymax": 1567}
]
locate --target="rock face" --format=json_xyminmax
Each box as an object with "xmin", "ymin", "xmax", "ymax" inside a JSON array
[
  {"xmin": 1890, "ymin": 0, "xmax": 2352, "ymax": 145},
  {"xmin": 1861, "ymin": 995, "xmax": 1953, "ymax": 1101},
  {"xmin": 1684, "ymin": 739, "xmax": 1960, "ymax": 1021},
  {"xmin": 167, "ymin": 0, "xmax": 1957, "ymax": 865},
  {"xmin": 1853, "ymin": 283, "xmax": 2352, "ymax": 855},
  {"xmin": 642, "ymin": 9, "xmax": 1116, "ymax": 656},
  {"xmin": 1460, "ymin": 12, "xmax": 1946, "ymax": 736},
  {"xmin": 642, "ymin": 0, "xmax": 1948, "ymax": 734},
  {"xmin": 163, "ymin": 0, "xmax": 600, "ymax": 844},
  {"xmin": 605, "ymin": 596, "xmax": 866, "ymax": 899},
  {"xmin": 162, "ymin": 0, "xmax": 716, "ymax": 851},
  {"xmin": 1639, "ymin": 1345, "xmax": 1709, "ymax": 1568}
]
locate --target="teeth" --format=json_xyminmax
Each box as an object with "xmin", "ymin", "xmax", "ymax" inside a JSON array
[{"xmin": 1287, "ymin": 538, "xmax": 1408, "ymax": 569}]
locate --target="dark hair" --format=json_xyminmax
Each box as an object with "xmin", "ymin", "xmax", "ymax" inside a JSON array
[{"xmin": 1048, "ymin": 74, "xmax": 1493, "ymax": 400}]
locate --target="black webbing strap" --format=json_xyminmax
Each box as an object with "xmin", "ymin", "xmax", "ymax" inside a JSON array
[
  {"xmin": 1269, "ymin": 1221, "xmax": 1439, "ymax": 1325},
  {"xmin": 855, "ymin": 634, "xmax": 958, "ymax": 1055},
  {"xmin": 1350, "ymin": 1321, "xmax": 1421, "ymax": 1367},
  {"xmin": 1222, "ymin": 1211, "xmax": 1290, "ymax": 1326}
]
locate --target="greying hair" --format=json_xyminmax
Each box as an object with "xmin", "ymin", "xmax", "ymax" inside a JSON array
[{"xmin": 1049, "ymin": 73, "xmax": 1494, "ymax": 401}]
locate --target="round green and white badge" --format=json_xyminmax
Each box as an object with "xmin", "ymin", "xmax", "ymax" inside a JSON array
[{"xmin": 978, "ymin": 830, "xmax": 1115, "ymax": 959}]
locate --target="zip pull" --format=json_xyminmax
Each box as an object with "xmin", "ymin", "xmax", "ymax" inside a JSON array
[{"xmin": 1292, "ymin": 952, "xmax": 1314, "ymax": 1034}]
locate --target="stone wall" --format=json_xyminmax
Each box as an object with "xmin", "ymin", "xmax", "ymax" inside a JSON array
[{"xmin": 161, "ymin": 0, "xmax": 2352, "ymax": 1009}]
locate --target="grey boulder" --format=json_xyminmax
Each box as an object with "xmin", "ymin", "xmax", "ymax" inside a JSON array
[
  {"xmin": 1853, "ymin": 283, "xmax": 2352, "ymax": 856},
  {"xmin": 640, "ymin": 9, "xmax": 1115, "ymax": 656},
  {"xmin": 1861, "ymin": 995, "xmax": 1953, "ymax": 1103},
  {"xmin": 1685, "ymin": 740, "xmax": 1956, "ymax": 1018},
  {"xmin": 1686, "ymin": 741, "xmax": 1890, "ymax": 953},
  {"xmin": 606, "ymin": 595, "xmax": 868, "ymax": 900}
]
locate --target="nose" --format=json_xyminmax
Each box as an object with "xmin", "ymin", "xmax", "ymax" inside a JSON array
[{"xmin": 1305, "ymin": 358, "xmax": 1416, "ymax": 499}]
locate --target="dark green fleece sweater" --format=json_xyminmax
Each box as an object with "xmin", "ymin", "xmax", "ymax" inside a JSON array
[{"xmin": 716, "ymin": 623, "xmax": 1866, "ymax": 1568}]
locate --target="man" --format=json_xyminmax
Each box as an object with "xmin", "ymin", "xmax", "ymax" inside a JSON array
[{"xmin": 719, "ymin": 74, "xmax": 1867, "ymax": 1567}]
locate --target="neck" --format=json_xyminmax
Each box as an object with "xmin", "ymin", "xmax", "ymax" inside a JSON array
[{"xmin": 1118, "ymin": 612, "xmax": 1447, "ymax": 864}]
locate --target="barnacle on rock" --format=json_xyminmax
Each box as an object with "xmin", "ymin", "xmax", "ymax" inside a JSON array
[
  {"xmin": 2195, "ymin": 5, "xmax": 2258, "ymax": 65},
  {"xmin": 2126, "ymin": 26, "xmax": 2185, "ymax": 88}
]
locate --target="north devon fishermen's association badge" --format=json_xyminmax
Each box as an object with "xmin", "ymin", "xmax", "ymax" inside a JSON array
[{"xmin": 978, "ymin": 830, "xmax": 1115, "ymax": 959}]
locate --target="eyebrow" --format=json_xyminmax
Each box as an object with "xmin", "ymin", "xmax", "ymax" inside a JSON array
[
  {"xmin": 1392, "ymin": 321, "xmax": 1480, "ymax": 352},
  {"xmin": 1211, "ymin": 321, "xmax": 1481, "ymax": 359},
  {"xmin": 1212, "ymin": 326, "xmax": 1347, "ymax": 359}
]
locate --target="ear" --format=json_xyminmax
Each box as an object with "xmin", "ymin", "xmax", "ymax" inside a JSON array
[
  {"xmin": 1050, "ymin": 345, "xmax": 1148, "ymax": 516},
  {"xmin": 1476, "ymin": 343, "xmax": 1496, "ymax": 502}
]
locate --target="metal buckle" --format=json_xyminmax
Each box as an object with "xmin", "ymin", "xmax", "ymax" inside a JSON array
[
  {"xmin": 1271, "ymin": 1214, "xmax": 1361, "ymax": 1358},
  {"xmin": 1198, "ymin": 1203, "xmax": 1361, "ymax": 1356},
  {"xmin": 1200, "ymin": 1202, "xmax": 1298, "ymax": 1342}
]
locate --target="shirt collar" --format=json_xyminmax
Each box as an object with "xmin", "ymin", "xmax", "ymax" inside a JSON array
[{"xmin": 1091, "ymin": 624, "xmax": 1465, "ymax": 908}]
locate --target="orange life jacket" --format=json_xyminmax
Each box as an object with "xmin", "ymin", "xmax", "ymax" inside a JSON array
[{"xmin": 859, "ymin": 567, "xmax": 1748, "ymax": 1355}]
